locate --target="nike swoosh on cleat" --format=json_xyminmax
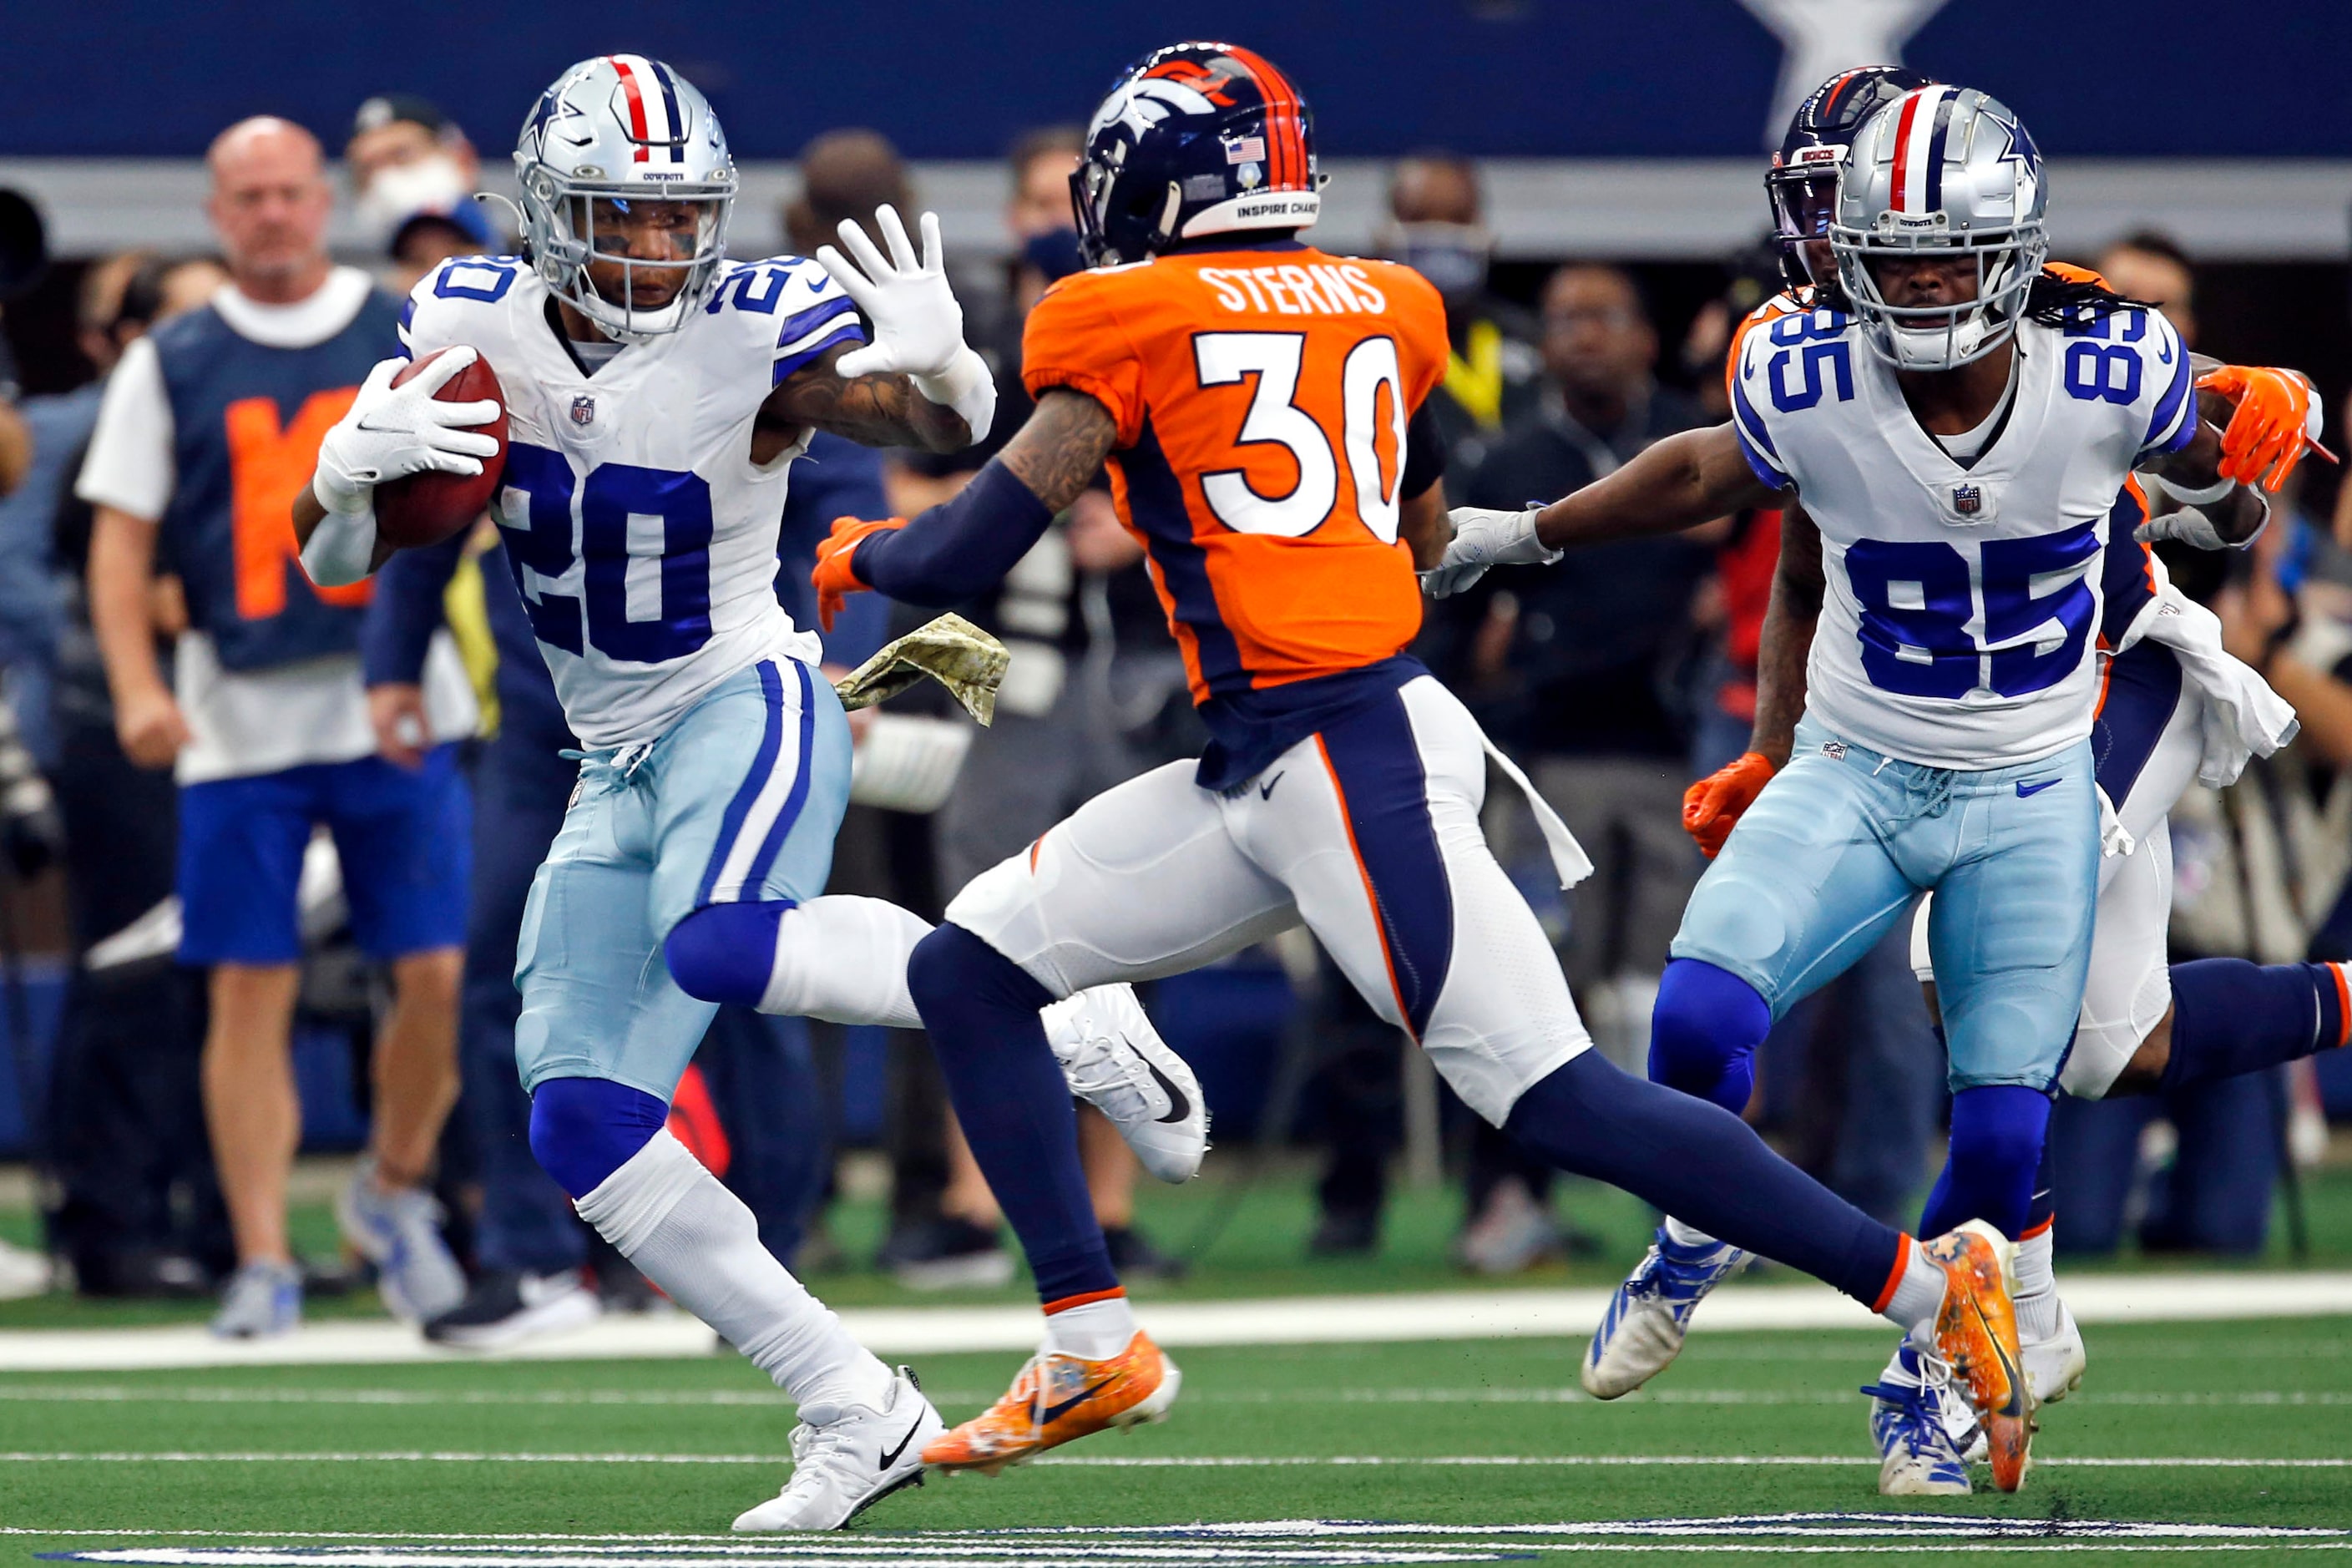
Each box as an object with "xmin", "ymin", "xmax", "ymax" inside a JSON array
[
  {"xmin": 1970, "ymin": 1294, "xmax": 2028, "ymax": 1419},
  {"xmin": 1039, "ymin": 1378, "xmax": 1114, "ymax": 1424},
  {"xmin": 1258, "ymin": 771, "xmax": 1285, "ymax": 801},
  {"xmin": 877, "ymin": 1418, "xmax": 923, "ymax": 1469},
  {"xmin": 1146, "ymin": 1061, "xmax": 1191, "ymax": 1125},
  {"xmin": 2016, "ymin": 778, "xmax": 2061, "ymax": 797}
]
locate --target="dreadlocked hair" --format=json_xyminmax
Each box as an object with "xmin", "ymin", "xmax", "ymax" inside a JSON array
[{"xmin": 2025, "ymin": 268, "xmax": 2157, "ymax": 328}]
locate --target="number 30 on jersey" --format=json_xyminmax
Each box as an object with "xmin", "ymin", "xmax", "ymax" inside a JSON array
[{"xmin": 1190, "ymin": 331, "xmax": 1410, "ymax": 543}]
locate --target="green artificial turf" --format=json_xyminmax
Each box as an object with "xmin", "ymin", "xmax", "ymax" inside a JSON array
[{"xmin": 1, "ymin": 1318, "xmax": 2347, "ymax": 1564}]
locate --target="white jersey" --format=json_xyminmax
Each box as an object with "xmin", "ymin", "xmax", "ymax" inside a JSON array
[
  {"xmin": 400, "ymin": 254, "xmax": 864, "ymax": 747},
  {"xmin": 1729, "ymin": 300, "xmax": 2196, "ymax": 769}
]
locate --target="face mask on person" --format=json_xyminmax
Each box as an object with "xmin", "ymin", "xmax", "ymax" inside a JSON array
[
  {"xmin": 1384, "ymin": 222, "xmax": 1492, "ymax": 300},
  {"xmin": 355, "ymin": 154, "xmax": 473, "ymax": 245}
]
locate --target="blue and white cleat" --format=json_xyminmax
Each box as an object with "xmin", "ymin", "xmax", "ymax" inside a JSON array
[
  {"xmin": 1864, "ymin": 1343, "xmax": 1978, "ymax": 1495},
  {"xmin": 336, "ymin": 1163, "xmax": 467, "ymax": 1325},
  {"xmin": 1580, "ymin": 1225, "xmax": 1752, "ymax": 1398},
  {"xmin": 210, "ymin": 1258, "xmax": 301, "ymax": 1339}
]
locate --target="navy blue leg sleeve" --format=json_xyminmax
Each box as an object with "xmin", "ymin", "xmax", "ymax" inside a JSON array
[
  {"xmin": 1505, "ymin": 1052, "xmax": 1904, "ymax": 1306},
  {"xmin": 2161, "ymin": 959, "xmax": 2345, "ymax": 1093},
  {"xmin": 1917, "ymin": 1084, "xmax": 2051, "ymax": 1240},
  {"xmin": 2023, "ymin": 1122, "xmax": 2057, "ymax": 1237},
  {"xmin": 528, "ymin": 1077, "xmax": 671, "ymax": 1201},
  {"xmin": 664, "ymin": 902, "xmax": 793, "ymax": 1009},
  {"xmin": 1648, "ymin": 958, "xmax": 1773, "ymax": 1115},
  {"xmin": 908, "ymin": 923, "xmax": 1118, "ymax": 1306}
]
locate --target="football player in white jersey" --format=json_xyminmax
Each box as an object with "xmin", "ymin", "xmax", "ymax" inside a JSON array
[
  {"xmin": 287, "ymin": 55, "xmax": 1206, "ymax": 1532},
  {"xmin": 1677, "ymin": 71, "xmax": 2327, "ymax": 1493},
  {"xmin": 1427, "ymin": 83, "xmax": 2263, "ymax": 1494}
]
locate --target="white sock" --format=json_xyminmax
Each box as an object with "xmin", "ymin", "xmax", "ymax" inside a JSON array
[
  {"xmin": 760, "ymin": 895, "xmax": 932, "ymax": 1028},
  {"xmin": 1663, "ymin": 1216, "xmax": 1720, "ymax": 1249},
  {"xmin": 1879, "ymin": 1237, "xmax": 1946, "ymax": 1333},
  {"xmin": 1044, "ymin": 1295, "xmax": 1138, "ymax": 1361},
  {"xmin": 577, "ymin": 1130, "xmax": 893, "ymax": 1414},
  {"xmin": 2013, "ymin": 1227, "xmax": 2061, "ymax": 1343}
]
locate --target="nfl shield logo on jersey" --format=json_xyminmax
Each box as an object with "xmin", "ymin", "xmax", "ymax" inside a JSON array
[
  {"xmin": 1952, "ymin": 483, "xmax": 1983, "ymax": 516},
  {"xmin": 570, "ymin": 394, "xmax": 596, "ymax": 428}
]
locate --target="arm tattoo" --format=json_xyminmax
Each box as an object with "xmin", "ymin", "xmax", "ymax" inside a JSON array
[
  {"xmin": 763, "ymin": 345, "xmax": 969, "ymax": 453},
  {"xmin": 998, "ymin": 390, "xmax": 1120, "ymax": 514}
]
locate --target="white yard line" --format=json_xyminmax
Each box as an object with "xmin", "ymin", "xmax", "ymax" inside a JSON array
[
  {"xmin": 0, "ymin": 1384, "xmax": 2344, "ymax": 1408},
  {"xmin": 3, "ymin": 1273, "xmax": 2349, "ymax": 1371},
  {"xmin": 5, "ymin": 1518, "xmax": 2350, "ymax": 1561}
]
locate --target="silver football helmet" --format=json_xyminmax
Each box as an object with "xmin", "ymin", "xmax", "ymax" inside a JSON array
[
  {"xmin": 1828, "ymin": 85, "xmax": 2048, "ymax": 371},
  {"xmin": 513, "ymin": 55, "xmax": 736, "ymax": 341}
]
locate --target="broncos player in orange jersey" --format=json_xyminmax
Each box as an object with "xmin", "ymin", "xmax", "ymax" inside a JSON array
[{"xmin": 814, "ymin": 42, "xmax": 2032, "ymax": 1479}]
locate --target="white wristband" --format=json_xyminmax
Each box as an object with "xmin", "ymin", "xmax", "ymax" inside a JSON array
[
  {"xmin": 2157, "ymin": 473, "xmax": 2238, "ymax": 508},
  {"xmin": 300, "ymin": 501, "xmax": 380, "ymax": 588},
  {"xmin": 912, "ymin": 345, "xmax": 997, "ymax": 445},
  {"xmin": 311, "ymin": 465, "xmax": 375, "ymax": 518}
]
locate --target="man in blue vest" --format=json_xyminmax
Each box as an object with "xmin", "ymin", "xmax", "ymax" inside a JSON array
[{"xmin": 78, "ymin": 118, "xmax": 474, "ymax": 1338}]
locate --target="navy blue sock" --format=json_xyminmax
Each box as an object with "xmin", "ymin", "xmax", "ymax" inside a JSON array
[
  {"xmin": 2161, "ymin": 959, "xmax": 2348, "ymax": 1093},
  {"xmin": 663, "ymin": 901, "xmax": 792, "ymax": 1007},
  {"xmin": 1647, "ymin": 958, "xmax": 1773, "ymax": 1115},
  {"xmin": 1916, "ymin": 1085, "xmax": 2051, "ymax": 1240},
  {"xmin": 1505, "ymin": 1052, "xmax": 1904, "ymax": 1307},
  {"xmin": 908, "ymin": 923, "xmax": 1117, "ymax": 1306},
  {"xmin": 528, "ymin": 1076, "xmax": 670, "ymax": 1199}
]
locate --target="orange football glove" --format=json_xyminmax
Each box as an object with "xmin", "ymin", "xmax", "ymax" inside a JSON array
[
  {"xmin": 2198, "ymin": 365, "xmax": 2335, "ymax": 493},
  {"xmin": 1682, "ymin": 751, "xmax": 1778, "ymax": 859},
  {"xmin": 812, "ymin": 515, "xmax": 908, "ymax": 631},
  {"xmin": 2042, "ymin": 260, "xmax": 2112, "ymax": 289}
]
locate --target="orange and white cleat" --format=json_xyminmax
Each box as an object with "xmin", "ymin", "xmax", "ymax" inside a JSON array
[
  {"xmin": 921, "ymin": 1329, "xmax": 1180, "ymax": 1474},
  {"xmin": 1920, "ymin": 1219, "xmax": 2035, "ymax": 1492}
]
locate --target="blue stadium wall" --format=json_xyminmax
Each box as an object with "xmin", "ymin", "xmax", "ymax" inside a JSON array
[{"xmin": 8, "ymin": 1, "xmax": 2350, "ymax": 160}]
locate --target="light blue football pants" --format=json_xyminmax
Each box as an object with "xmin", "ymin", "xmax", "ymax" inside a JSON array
[
  {"xmin": 1671, "ymin": 716, "xmax": 2098, "ymax": 1092},
  {"xmin": 513, "ymin": 656, "xmax": 853, "ymax": 1101}
]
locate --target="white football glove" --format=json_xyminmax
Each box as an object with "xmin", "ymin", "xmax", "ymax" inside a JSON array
[
  {"xmin": 1419, "ymin": 506, "xmax": 1561, "ymax": 598},
  {"xmin": 2135, "ymin": 496, "xmax": 2269, "ymax": 553},
  {"xmin": 311, "ymin": 348, "xmax": 502, "ymax": 518},
  {"xmin": 816, "ymin": 206, "xmax": 994, "ymax": 440}
]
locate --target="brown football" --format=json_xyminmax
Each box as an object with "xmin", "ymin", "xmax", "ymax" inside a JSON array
[{"xmin": 372, "ymin": 347, "xmax": 508, "ymax": 550}]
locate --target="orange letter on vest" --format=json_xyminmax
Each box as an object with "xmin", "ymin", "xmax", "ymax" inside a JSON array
[{"xmin": 225, "ymin": 389, "xmax": 371, "ymax": 618}]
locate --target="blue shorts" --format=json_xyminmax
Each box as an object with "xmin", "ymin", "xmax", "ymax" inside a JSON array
[
  {"xmin": 178, "ymin": 746, "xmax": 473, "ymax": 967},
  {"xmin": 513, "ymin": 656, "xmax": 852, "ymax": 1102},
  {"xmin": 1672, "ymin": 716, "xmax": 2098, "ymax": 1092}
]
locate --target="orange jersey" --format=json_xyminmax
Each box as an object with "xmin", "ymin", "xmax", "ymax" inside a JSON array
[{"xmin": 1021, "ymin": 245, "xmax": 1449, "ymax": 704}]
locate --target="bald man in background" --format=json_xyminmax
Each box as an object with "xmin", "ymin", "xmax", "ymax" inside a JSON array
[{"xmin": 78, "ymin": 117, "xmax": 476, "ymax": 1337}]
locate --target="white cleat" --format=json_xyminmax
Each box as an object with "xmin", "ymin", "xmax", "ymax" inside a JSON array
[
  {"xmin": 1044, "ymin": 984, "xmax": 1208, "ymax": 1183},
  {"xmin": 1581, "ymin": 1226, "xmax": 1751, "ymax": 1399},
  {"xmin": 732, "ymin": 1367, "xmax": 943, "ymax": 1532},
  {"xmin": 1864, "ymin": 1344, "xmax": 1976, "ymax": 1496},
  {"xmin": 2024, "ymin": 1298, "xmax": 2087, "ymax": 1405}
]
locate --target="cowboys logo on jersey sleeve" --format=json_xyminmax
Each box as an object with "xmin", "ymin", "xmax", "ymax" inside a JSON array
[
  {"xmin": 397, "ymin": 253, "xmax": 865, "ymax": 748},
  {"xmin": 1727, "ymin": 302, "xmax": 2195, "ymax": 769}
]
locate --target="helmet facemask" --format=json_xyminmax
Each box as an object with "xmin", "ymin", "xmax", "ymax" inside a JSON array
[
  {"xmin": 1831, "ymin": 216, "xmax": 2046, "ymax": 372},
  {"xmin": 520, "ymin": 173, "xmax": 732, "ymax": 341},
  {"xmin": 1766, "ymin": 162, "xmax": 1844, "ymax": 297}
]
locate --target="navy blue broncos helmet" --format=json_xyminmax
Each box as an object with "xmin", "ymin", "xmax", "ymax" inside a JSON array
[
  {"xmin": 1768, "ymin": 65, "xmax": 1936, "ymax": 291},
  {"xmin": 1070, "ymin": 42, "xmax": 1323, "ymax": 270}
]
